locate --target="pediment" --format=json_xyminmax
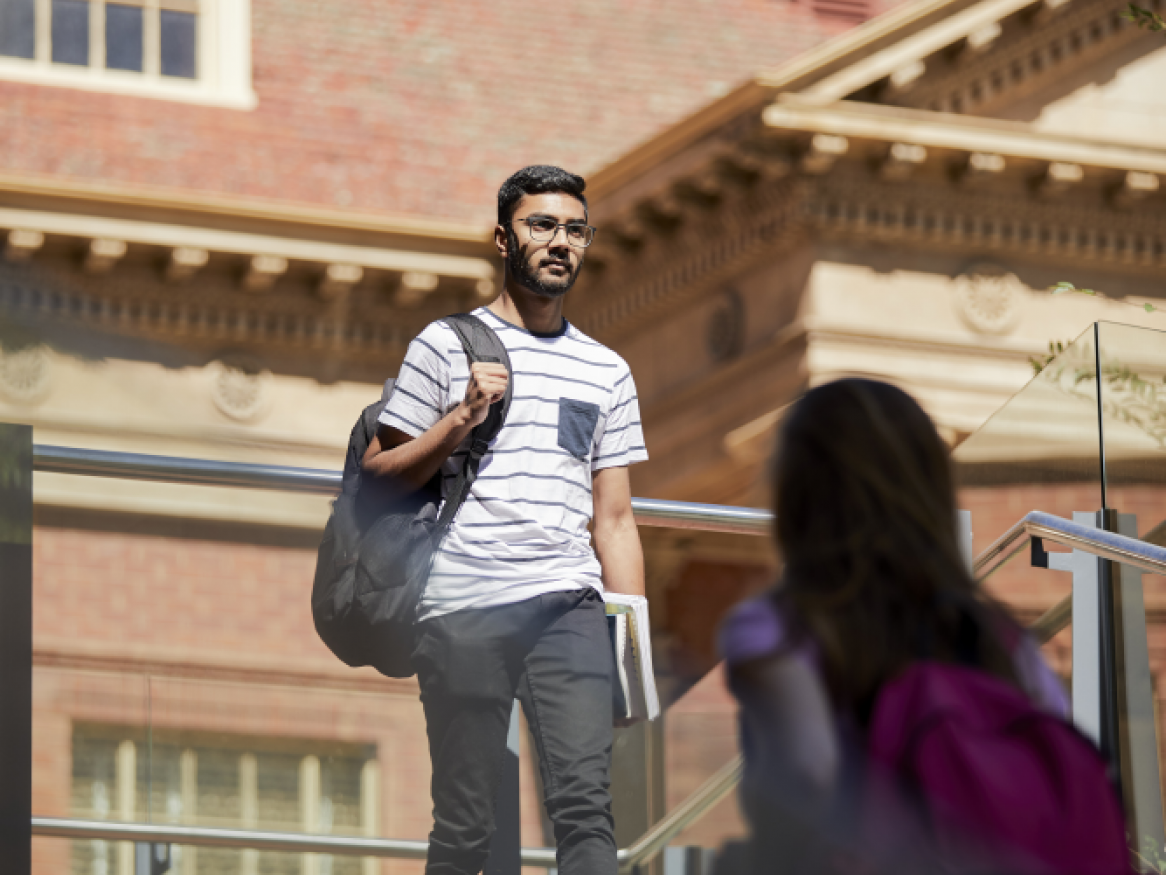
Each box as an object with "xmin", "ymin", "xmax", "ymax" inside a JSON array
[
  {"xmin": 788, "ymin": 0, "xmax": 1166, "ymax": 145},
  {"xmin": 1005, "ymin": 39, "xmax": 1166, "ymax": 149}
]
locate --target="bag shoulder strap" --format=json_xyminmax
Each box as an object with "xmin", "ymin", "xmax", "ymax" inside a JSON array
[{"xmin": 432, "ymin": 312, "xmax": 513, "ymax": 536}]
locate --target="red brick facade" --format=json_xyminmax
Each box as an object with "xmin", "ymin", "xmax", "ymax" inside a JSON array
[
  {"xmin": 31, "ymin": 525, "xmax": 425, "ymax": 873},
  {"xmin": 0, "ymin": 0, "xmax": 905, "ymax": 225}
]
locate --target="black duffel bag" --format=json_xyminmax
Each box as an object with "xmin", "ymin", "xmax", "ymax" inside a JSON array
[{"xmin": 311, "ymin": 313, "xmax": 512, "ymax": 678}]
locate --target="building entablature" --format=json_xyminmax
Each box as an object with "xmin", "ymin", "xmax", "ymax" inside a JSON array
[
  {"xmin": 574, "ymin": 100, "xmax": 1163, "ymax": 347},
  {"xmin": 578, "ymin": 0, "xmax": 1163, "ymax": 323},
  {"xmin": 0, "ymin": 177, "xmax": 499, "ymax": 383}
]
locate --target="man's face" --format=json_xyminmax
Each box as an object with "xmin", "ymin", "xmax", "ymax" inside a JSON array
[{"xmin": 502, "ymin": 192, "xmax": 588, "ymax": 299}]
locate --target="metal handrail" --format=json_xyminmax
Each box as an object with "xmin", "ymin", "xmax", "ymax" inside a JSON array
[
  {"xmin": 975, "ymin": 510, "xmax": 1166, "ymax": 644},
  {"xmin": 33, "ymin": 443, "xmax": 343, "ymax": 495},
  {"xmin": 620, "ymin": 755, "xmax": 744, "ymax": 866},
  {"xmin": 30, "ymin": 817, "xmax": 432, "ymax": 861},
  {"xmin": 31, "ymin": 444, "xmax": 773, "ymax": 536},
  {"xmin": 974, "ymin": 510, "xmax": 1166, "ymax": 580},
  {"xmin": 30, "ymin": 759, "xmax": 746, "ymax": 868},
  {"xmin": 33, "ymin": 443, "xmax": 1163, "ymax": 581},
  {"xmin": 28, "ymin": 447, "xmax": 1166, "ymax": 866}
]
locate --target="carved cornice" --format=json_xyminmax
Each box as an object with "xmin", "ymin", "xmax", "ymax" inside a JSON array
[
  {"xmin": 799, "ymin": 0, "xmax": 1045, "ymax": 101},
  {"xmin": 896, "ymin": 0, "xmax": 1163, "ymax": 114},
  {"xmin": 766, "ymin": 98, "xmax": 1166, "ymax": 174},
  {"xmin": 573, "ymin": 161, "xmax": 1163, "ymax": 344},
  {"xmin": 0, "ymin": 207, "xmax": 495, "ymax": 283},
  {"xmin": 0, "ymin": 194, "xmax": 497, "ymax": 373},
  {"xmin": 578, "ymin": 143, "xmax": 1164, "ymax": 334},
  {"xmin": 0, "ymin": 261, "xmax": 414, "ymax": 364},
  {"xmin": 0, "ymin": 172, "xmax": 490, "ymax": 244},
  {"xmin": 575, "ymin": 58, "xmax": 1166, "ymax": 341},
  {"xmin": 0, "ymin": 202, "xmax": 496, "ymax": 376},
  {"xmin": 809, "ymin": 175, "xmax": 1166, "ymax": 268}
]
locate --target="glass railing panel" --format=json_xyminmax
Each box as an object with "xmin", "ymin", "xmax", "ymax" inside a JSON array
[
  {"xmin": 636, "ymin": 526, "xmax": 774, "ymax": 860},
  {"xmin": 1095, "ymin": 321, "xmax": 1166, "ymax": 514},
  {"xmin": 662, "ymin": 667, "xmax": 745, "ymax": 854},
  {"xmin": 1094, "ymin": 320, "xmax": 1166, "ymax": 560},
  {"xmin": 1093, "ymin": 322, "xmax": 1166, "ymax": 858},
  {"xmin": 953, "ymin": 323, "xmax": 1104, "ymax": 501},
  {"xmin": 31, "ymin": 493, "xmax": 771, "ymax": 871},
  {"xmin": 1111, "ymin": 556, "xmax": 1166, "ymax": 870},
  {"xmin": 29, "ymin": 501, "xmax": 435, "ymax": 875},
  {"xmin": 952, "ymin": 327, "xmax": 1101, "ymax": 696},
  {"xmin": 94, "ymin": 674, "xmax": 384, "ymax": 875},
  {"xmin": 32, "ymin": 664, "xmax": 151, "ymax": 874},
  {"xmin": 954, "ymin": 323, "xmax": 1166, "ymax": 855}
]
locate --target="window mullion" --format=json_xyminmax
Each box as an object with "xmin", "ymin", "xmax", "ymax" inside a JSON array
[
  {"xmin": 197, "ymin": 0, "xmax": 212, "ymax": 86},
  {"xmin": 180, "ymin": 748, "xmax": 198, "ymax": 874},
  {"xmin": 240, "ymin": 752, "xmax": 259, "ymax": 875},
  {"xmin": 143, "ymin": 0, "xmax": 159, "ymax": 76},
  {"xmin": 116, "ymin": 739, "xmax": 136, "ymax": 875},
  {"xmin": 90, "ymin": 0, "xmax": 104, "ymax": 71},
  {"xmin": 33, "ymin": 0, "xmax": 50, "ymax": 64}
]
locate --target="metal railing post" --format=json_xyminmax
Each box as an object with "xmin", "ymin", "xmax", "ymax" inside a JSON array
[
  {"xmin": 1109, "ymin": 513, "xmax": 1166, "ymax": 857},
  {"xmin": 1096, "ymin": 510, "xmax": 1123, "ymax": 788},
  {"xmin": 0, "ymin": 424, "xmax": 32, "ymax": 872},
  {"xmin": 1068, "ymin": 512, "xmax": 1105, "ymax": 748}
]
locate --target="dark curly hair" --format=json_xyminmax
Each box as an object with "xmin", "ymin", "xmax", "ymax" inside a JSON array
[{"xmin": 497, "ymin": 165, "xmax": 587, "ymax": 226}]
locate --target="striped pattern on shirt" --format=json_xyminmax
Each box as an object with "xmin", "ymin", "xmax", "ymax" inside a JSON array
[{"xmin": 380, "ymin": 307, "xmax": 648, "ymax": 620}]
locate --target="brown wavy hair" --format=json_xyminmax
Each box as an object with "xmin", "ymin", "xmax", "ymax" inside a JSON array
[{"xmin": 772, "ymin": 378, "xmax": 1018, "ymax": 716}]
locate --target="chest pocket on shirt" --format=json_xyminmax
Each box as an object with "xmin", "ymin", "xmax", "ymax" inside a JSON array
[{"xmin": 557, "ymin": 398, "xmax": 600, "ymax": 461}]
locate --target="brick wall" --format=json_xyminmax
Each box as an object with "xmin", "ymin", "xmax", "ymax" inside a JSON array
[
  {"xmin": 31, "ymin": 524, "xmax": 436, "ymax": 874},
  {"xmin": 1, "ymin": 0, "xmax": 905, "ymax": 225}
]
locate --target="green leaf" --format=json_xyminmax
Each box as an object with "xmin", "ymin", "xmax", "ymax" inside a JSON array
[
  {"xmin": 1124, "ymin": 2, "xmax": 1166, "ymax": 30},
  {"xmin": 1146, "ymin": 303, "xmax": 1157, "ymax": 313}
]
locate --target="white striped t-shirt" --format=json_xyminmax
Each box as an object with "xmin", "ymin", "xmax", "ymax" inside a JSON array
[{"xmin": 380, "ymin": 307, "xmax": 648, "ymax": 620}]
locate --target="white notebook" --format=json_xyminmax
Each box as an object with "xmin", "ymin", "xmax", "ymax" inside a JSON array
[{"xmin": 605, "ymin": 593, "xmax": 661, "ymax": 722}]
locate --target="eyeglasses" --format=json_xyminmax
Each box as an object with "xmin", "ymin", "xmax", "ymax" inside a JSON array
[{"xmin": 514, "ymin": 217, "xmax": 596, "ymax": 248}]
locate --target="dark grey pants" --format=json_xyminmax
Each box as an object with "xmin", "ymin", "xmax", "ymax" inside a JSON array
[{"xmin": 412, "ymin": 587, "xmax": 617, "ymax": 875}]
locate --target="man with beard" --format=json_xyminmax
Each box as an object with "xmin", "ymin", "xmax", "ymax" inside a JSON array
[{"xmin": 363, "ymin": 165, "xmax": 647, "ymax": 875}]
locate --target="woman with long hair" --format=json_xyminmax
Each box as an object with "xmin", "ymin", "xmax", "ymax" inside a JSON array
[{"xmin": 716, "ymin": 378, "xmax": 1105, "ymax": 874}]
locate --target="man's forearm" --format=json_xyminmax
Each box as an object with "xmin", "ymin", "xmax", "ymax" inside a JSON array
[
  {"xmin": 363, "ymin": 407, "xmax": 475, "ymax": 491},
  {"xmin": 594, "ymin": 516, "xmax": 645, "ymax": 597},
  {"xmin": 364, "ymin": 361, "xmax": 508, "ymax": 492}
]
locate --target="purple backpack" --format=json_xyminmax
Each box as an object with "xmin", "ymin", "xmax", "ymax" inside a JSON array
[{"xmin": 863, "ymin": 663, "xmax": 1131, "ymax": 874}]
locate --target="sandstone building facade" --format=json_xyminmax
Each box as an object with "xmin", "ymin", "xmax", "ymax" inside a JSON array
[{"xmin": 4, "ymin": 0, "xmax": 1164, "ymax": 871}]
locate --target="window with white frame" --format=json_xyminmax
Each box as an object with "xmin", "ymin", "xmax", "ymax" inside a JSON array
[
  {"xmin": 71, "ymin": 724, "xmax": 380, "ymax": 875},
  {"xmin": 0, "ymin": 0, "xmax": 254, "ymax": 108}
]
